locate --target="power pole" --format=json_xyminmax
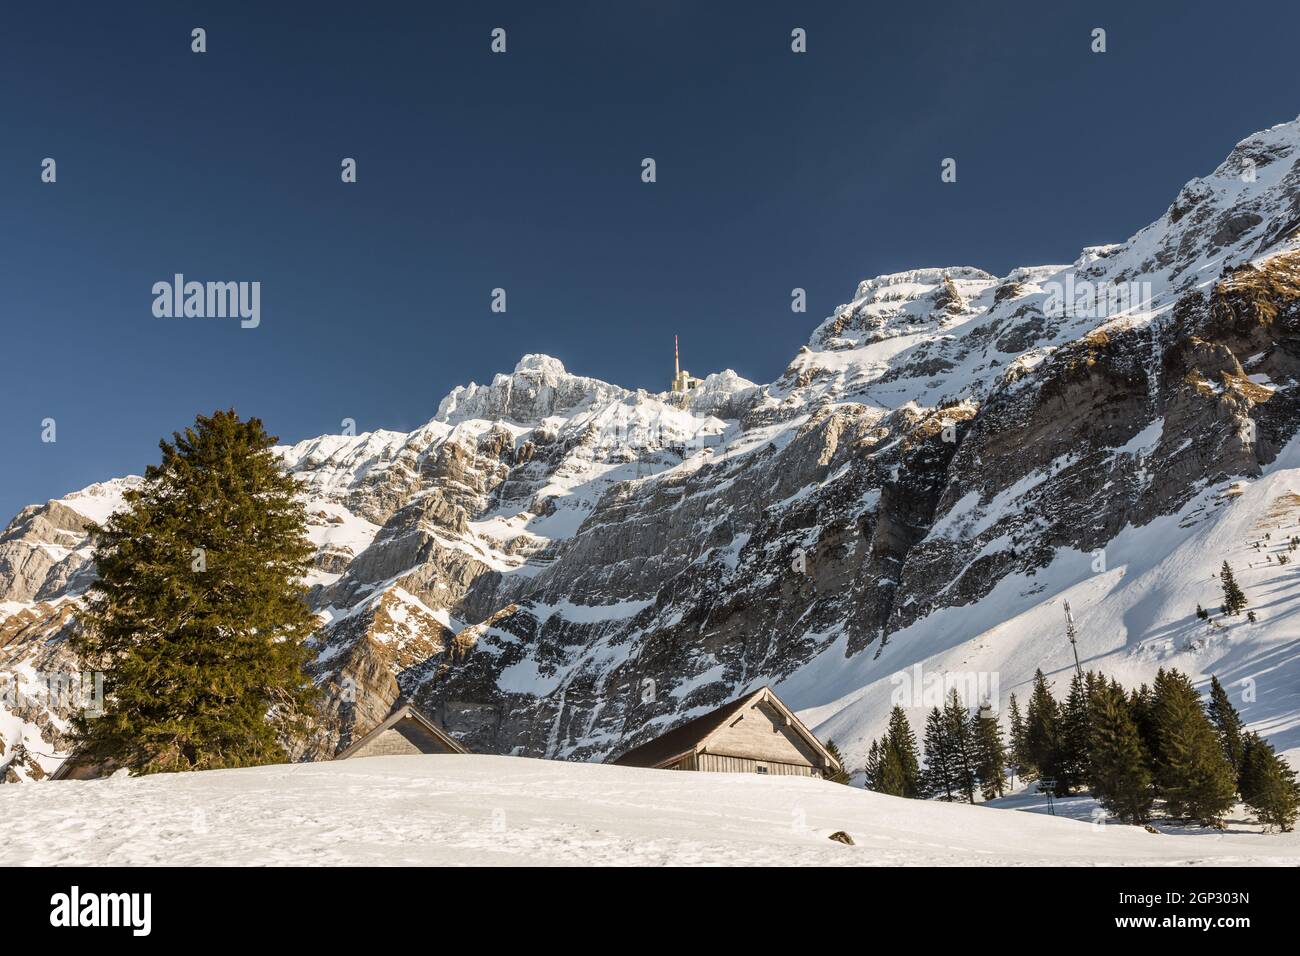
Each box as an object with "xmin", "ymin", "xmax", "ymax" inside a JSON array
[{"xmin": 1063, "ymin": 600, "xmax": 1083, "ymax": 678}]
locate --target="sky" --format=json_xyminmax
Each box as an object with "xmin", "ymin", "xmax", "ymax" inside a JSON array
[{"xmin": 3, "ymin": 0, "xmax": 1300, "ymax": 521}]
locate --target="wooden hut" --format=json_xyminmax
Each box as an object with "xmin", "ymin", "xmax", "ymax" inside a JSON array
[
  {"xmin": 335, "ymin": 701, "xmax": 470, "ymax": 760},
  {"xmin": 611, "ymin": 686, "xmax": 840, "ymax": 778}
]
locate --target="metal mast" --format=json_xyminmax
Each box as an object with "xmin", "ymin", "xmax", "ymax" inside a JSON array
[{"xmin": 1063, "ymin": 600, "xmax": 1083, "ymax": 678}]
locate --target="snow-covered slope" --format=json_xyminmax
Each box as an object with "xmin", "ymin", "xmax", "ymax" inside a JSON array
[
  {"xmin": 4, "ymin": 114, "xmax": 1300, "ymax": 781},
  {"xmin": 2, "ymin": 755, "xmax": 1296, "ymax": 865},
  {"xmin": 790, "ymin": 435, "xmax": 1300, "ymax": 767}
]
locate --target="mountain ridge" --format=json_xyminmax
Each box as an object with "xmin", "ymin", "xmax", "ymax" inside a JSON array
[{"xmin": 4, "ymin": 114, "xmax": 1300, "ymax": 782}]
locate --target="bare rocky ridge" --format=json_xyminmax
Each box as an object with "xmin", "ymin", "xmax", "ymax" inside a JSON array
[{"xmin": 4, "ymin": 116, "xmax": 1300, "ymax": 780}]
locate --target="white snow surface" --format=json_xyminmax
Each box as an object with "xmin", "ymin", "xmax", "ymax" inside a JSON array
[{"xmin": 3, "ymin": 755, "xmax": 1297, "ymax": 866}]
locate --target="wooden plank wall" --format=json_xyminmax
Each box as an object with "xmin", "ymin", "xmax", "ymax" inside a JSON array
[{"xmin": 697, "ymin": 753, "xmax": 816, "ymax": 777}]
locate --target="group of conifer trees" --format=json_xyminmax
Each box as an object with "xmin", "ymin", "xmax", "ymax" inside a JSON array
[
  {"xmin": 864, "ymin": 668, "xmax": 1300, "ymax": 831},
  {"xmin": 864, "ymin": 692, "xmax": 1009, "ymax": 804}
]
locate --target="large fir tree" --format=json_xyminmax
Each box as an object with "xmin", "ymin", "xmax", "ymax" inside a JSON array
[
  {"xmin": 1087, "ymin": 679, "xmax": 1154, "ymax": 823},
  {"xmin": 1238, "ymin": 733, "xmax": 1300, "ymax": 832},
  {"xmin": 882, "ymin": 705, "xmax": 922, "ymax": 798},
  {"xmin": 72, "ymin": 410, "xmax": 319, "ymax": 774},
  {"xmin": 1150, "ymin": 668, "xmax": 1237, "ymax": 824},
  {"xmin": 1206, "ymin": 675, "xmax": 1246, "ymax": 775}
]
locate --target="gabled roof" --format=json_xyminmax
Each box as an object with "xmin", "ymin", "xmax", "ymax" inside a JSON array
[
  {"xmin": 335, "ymin": 701, "xmax": 470, "ymax": 759},
  {"xmin": 610, "ymin": 686, "xmax": 840, "ymax": 772}
]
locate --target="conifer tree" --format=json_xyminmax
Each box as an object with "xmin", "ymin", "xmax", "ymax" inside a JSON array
[
  {"xmin": 943, "ymin": 689, "xmax": 978, "ymax": 803},
  {"xmin": 882, "ymin": 705, "xmax": 922, "ymax": 798},
  {"xmin": 1056, "ymin": 671, "xmax": 1092, "ymax": 794},
  {"xmin": 1219, "ymin": 561, "xmax": 1247, "ymax": 615},
  {"xmin": 864, "ymin": 739, "xmax": 882, "ymax": 791},
  {"xmin": 921, "ymin": 706, "xmax": 954, "ymax": 800},
  {"xmin": 1006, "ymin": 692, "xmax": 1031, "ymax": 783},
  {"xmin": 72, "ymin": 410, "xmax": 319, "ymax": 774},
  {"xmin": 1025, "ymin": 669, "xmax": 1062, "ymax": 794},
  {"xmin": 1239, "ymin": 733, "xmax": 1300, "ymax": 832},
  {"xmin": 823, "ymin": 739, "xmax": 851, "ymax": 784},
  {"xmin": 1206, "ymin": 675, "xmax": 1246, "ymax": 775},
  {"xmin": 972, "ymin": 703, "xmax": 1007, "ymax": 800},
  {"xmin": 1087, "ymin": 679, "xmax": 1154, "ymax": 823},
  {"xmin": 1129, "ymin": 683, "xmax": 1160, "ymax": 764},
  {"xmin": 1151, "ymin": 668, "xmax": 1237, "ymax": 824},
  {"xmin": 877, "ymin": 742, "xmax": 907, "ymax": 796}
]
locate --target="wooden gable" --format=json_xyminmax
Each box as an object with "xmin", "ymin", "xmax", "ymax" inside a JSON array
[
  {"xmin": 611, "ymin": 686, "xmax": 840, "ymax": 777},
  {"xmin": 335, "ymin": 702, "xmax": 470, "ymax": 759}
]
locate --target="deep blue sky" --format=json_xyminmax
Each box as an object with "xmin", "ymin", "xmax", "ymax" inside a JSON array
[{"xmin": 3, "ymin": 1, "xmax": 1299, "ymax": 521}]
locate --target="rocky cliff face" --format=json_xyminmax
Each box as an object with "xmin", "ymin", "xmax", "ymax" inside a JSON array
[{"xmin": 5, "ymin": 116, "xmax": 1300, "ymax": 780}]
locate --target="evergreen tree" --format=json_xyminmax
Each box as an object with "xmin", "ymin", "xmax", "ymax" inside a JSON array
[
  {"xmin": 823, "ymin": 739, "xmax": 851, "ymax": 784},
  {"xmin": 1219, "ymin": 561, "xmax": 1247, "ymax": 615},
  {"xmin": 943, "ymin": 689, "xmax": 978, "ymax": 803},
  {"xmin": 1129, "ymin": 683, "xmax": 1160, "ymax": 765},
  {"xmin": 1151, "ymin": 668, "xmax": 1237, "ymax": 824},
  {"xmin": 877, "ymin": 741, "xmax": 907, "ymax": 796},
  {"xmin": 1056, "ymin": 671, "xmax": 1092, "ymax": 794},
  {"xmin": 921, "ymin": 707, "xmax": 955, "ymax": 800},
  {"xmin": 863, "ymin": 739, "xmax": 882, "ymax": 791},
  {"xmin": 1024, "ymin": 669, "xmax": 1062, "ymax": 794},
  {"xmin": 1006, "ymin": 692, "xmax": 1031, "ymax": 783},
  {"xmin": 1206, "ymin": 675, "xmax": 1246, "ymax": 775},
  {"xmin": 882, "ymin": 705, "xmax": 922, "ymax": 798},
  {"xmin": 1087, "ymin": 679, "xmax": 1154, "ymax": 823},
  {"xmin": 972, "ymin": 702, "xmax": 1007, "ymax": 800},
  {"xmin": 1239, "ymin": 733, "xmax": 1300, "ymax": 832},
  {"xmin": 72, "ymin": 411, "xmax": 319, "ymax": 775}
]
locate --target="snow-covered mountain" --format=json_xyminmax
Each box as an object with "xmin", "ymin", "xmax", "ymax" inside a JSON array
[{"xmin": 4, "ymin": 114, "xmax": 1300, "ymax": 782}]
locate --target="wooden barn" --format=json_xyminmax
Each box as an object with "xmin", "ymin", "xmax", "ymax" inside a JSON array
[
  {"xmin": 611, "ymin": 686, "xmax": 840, "ymax": 778},
  {"xmin": 336, "ymin": 702, "xmax": 470, "ymax": 760}
]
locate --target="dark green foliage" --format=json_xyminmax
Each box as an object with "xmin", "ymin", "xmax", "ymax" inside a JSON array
[
  {"xmin": 1056, "ymin": 671, "xmax": 1092, "ymax": 794},
  {"xmin": 882, "ymin": 705, "xmax": 922, "ymax": 798},
  {"xmin": 942, "ymin": 689, "xmax": 977, "ymax": 803},
  {"xmin": 972, "ymin": 703, "xmax": 1007, "ymax": 800},
  {"xmin": 921, "ymin": 707, "xmax": 955, "ymax": 801},
  {"xmin": 1087, "ymin": 679, "xmax": 1154, "ymax": 823},
  {"xmin": 823, "ymin": 739, "xmax": 851, "ymax": 784},
  {"xmin": 72, "ymin": 410, "xmax": 319, "ymax": 775},
  {"xmin": 1006, "ymin": 692, "xmax": 1032, "ymax": 782},
  {"xmin": 1150, "ymin": 668, "xmax": 1237, "ymax": 824},
  {"xmin": 1219, "ymin": 561, "xmax": 1247, "ymax": 615},
  {"xmin": 1239, "ymin": 733, "xmax": 1300, "ymax": 831},
  {"xmin": 1025, "ymin": 669, "xmax": 1063, "ymax": 794},
  {"xmin": 1206, "ymin": 675, "xmax": 1246, "ymax": 774},
  {"xmin": 1129, "ymin": 683, "xmax": 1160, "ymax": 764},
  {"xmin": 864, "ymin": 739, "xmax": 882, "ymax": 790}
]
